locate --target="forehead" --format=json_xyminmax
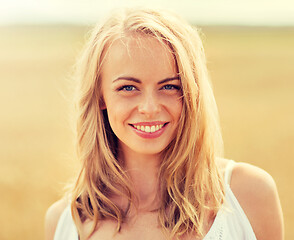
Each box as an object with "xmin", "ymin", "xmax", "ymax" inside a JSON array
[{"xmin": 101, "ymin": 35, "xmax": 177, "ymax": 81}]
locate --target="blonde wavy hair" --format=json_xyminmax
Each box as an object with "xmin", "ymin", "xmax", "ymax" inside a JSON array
[{"xmin": 71, "ymin": 7, "xmax": 224, "ymax": 240}]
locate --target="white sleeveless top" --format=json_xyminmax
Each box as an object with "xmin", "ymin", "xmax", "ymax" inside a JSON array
[{"xmin": 54, "ymin": 160, "xmax": 257, "ymax": 240}]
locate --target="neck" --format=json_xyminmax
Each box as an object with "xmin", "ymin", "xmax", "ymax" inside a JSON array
[{"xmin": 118, "ymin": 144, "xmax": 162, "ymax": 211}]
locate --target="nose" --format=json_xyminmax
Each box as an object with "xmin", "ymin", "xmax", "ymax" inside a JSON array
[{"xmin": 138, "ymin": 92, "xmax": 160, "ymax": 117}]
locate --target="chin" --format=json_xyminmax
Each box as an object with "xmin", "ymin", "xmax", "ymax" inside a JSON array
[
  {"xmin": 133, "ymin": 147, "xmax": 165, "ymax": 156},
  {"xmin": 120, "ymin": 141, "xmax": 169, "ymax": 157}
]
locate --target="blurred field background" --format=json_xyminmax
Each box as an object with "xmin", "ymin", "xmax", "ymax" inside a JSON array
[{"xmin": 0, "ymin": 25, "xmax": 293, "ymax": 239}]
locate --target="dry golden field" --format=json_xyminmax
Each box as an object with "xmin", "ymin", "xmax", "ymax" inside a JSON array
[{"xmin": 0, "ymin": 25, "xmax": 293, "ymax": 239}]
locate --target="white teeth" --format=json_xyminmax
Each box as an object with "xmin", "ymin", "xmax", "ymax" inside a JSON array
[
  {"xmin": 150, "ymin": 126, "xmax": 155, "ymax": 133},
  {"xmin": 145, "ymin": 126, "xmax": 151, "ymax": 133},
  {"xmin": 133, "ymin": 124, "xmax": 165, "ymax": 133}
]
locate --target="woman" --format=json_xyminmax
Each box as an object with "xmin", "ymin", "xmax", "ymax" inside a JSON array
[{"xmin": 45, "ymin": 8, "xmax": 284, "ymax": 240}]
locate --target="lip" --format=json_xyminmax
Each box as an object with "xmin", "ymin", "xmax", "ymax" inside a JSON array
[
  {"xmin": 130, "ymin": 121, "xmax": 167, "ymax": 126},
  {"xmin": 129, "ymin": 121, "xmax": 169, "ymax": 139}
]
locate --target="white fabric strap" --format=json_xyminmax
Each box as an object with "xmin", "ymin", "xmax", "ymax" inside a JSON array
[
  {"xmin": 224, "ymin": 160, "xmax": 236, "ymax": 186},
  {"xmin": 54, "ymin": 205, "xmax": 79, "ymax": 240}
]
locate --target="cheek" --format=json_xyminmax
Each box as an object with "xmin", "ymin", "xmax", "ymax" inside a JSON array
[
  {"xmin": 105, "ymin": 99, "xmax": 134, "ymax": 128},
  {"xmin": 174, "ymin": 101, "xmax": 183, "ymax": 121},
  {"xmin": 164, "ymin": 95, "xmax": 183, "ymax": 120}
]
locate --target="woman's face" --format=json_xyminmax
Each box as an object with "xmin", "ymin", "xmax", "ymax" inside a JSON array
[{"xmin": 101, "ymin": 36, "xmax": 182, "ymax": 157}]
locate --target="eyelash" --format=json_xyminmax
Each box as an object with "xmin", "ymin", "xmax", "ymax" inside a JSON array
[
  {"xmin": 161, "ymin": 84, "xmax": 181, "ymax": 90},
  {"xmin": 117, "ymin": 84, "xmax": 180, "ymax": 92},
  {"xmin": 117, "ymin": 85, "xmax": 137, "ymax": 91}
]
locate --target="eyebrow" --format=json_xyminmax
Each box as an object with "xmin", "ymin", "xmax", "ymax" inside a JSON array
[{"xmin": 113, "ymin": 76, "xmax": 180, "ymax": 84}]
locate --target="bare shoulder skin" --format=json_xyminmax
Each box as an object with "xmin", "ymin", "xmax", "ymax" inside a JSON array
[
  {"xmin": 44, "ymin": 198, "xmax": 68, "ymax": 240},
  {"xmin": 230, "ymin": 162, "xmax": 284, "ymax": 240},
  {"xmin": 44, "ymin": 161, "xmax": 284, "ymax": 240}
]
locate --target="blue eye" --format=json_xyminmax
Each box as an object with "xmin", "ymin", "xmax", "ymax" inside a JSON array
[
  {"xmin": 162, "ymin": 84, "xmax": 180, "ymax": 90},
  {"xmin": 118, "ymin": 85, "xmax": 136, "ymax": 91}
]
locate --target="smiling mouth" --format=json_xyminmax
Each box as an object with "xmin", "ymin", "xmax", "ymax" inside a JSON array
[{"xmin": 129, "ymin": 122, "xmax": 168, "ymax": 133}]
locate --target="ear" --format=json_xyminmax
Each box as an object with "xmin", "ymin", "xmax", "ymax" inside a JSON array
[{"xmin": 99, "ymin": 98, "xmax": 106, "ymax": 110}]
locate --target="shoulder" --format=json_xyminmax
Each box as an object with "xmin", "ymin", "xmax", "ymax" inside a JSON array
[
  {"xmin": 230, "ymin": 162, "xmax": 284, "ymax": 240},
  {"xmin": 45, "ymin": 198, "xmax": 69, "ymax": 240}
]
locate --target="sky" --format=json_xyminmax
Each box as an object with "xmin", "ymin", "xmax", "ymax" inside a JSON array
[{"xmin": 1, "ymin": 0, "xmax": 294, "ymax": 26}]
